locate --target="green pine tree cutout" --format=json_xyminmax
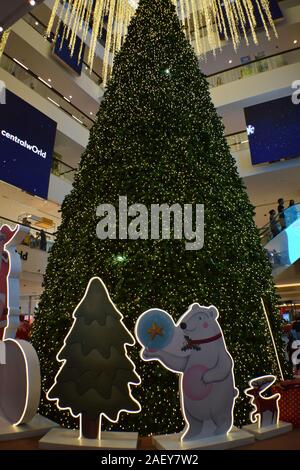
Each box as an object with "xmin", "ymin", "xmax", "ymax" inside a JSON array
[
  {"xmin": 32, "ymin": 0, "xmax": 291, "ymax": 434},
  {"xmin": 47, "ymin": 277, "xmax": 141, "ymax": 439}
]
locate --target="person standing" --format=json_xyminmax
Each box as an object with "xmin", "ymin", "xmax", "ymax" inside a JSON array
[
  {"xmin": 287, "ymin": 200, "xmax": 298, "ymax": 226},
  {"xmin": 277, "ymin": 198, "xmax": 286, "ymax": 230},
  {"xmin": 269, "ymin": 209, "xmax": 280, "ymax": 238},
  {"xmin": 40, "ymin": 230, "xmax": 47, "ymax": 251}
]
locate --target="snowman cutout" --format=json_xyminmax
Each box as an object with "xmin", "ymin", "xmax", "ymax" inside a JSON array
[
  {"xmin": 136, "ymin": 303, "xmax": 238, "ymax": 442},
  {"xmin": 0, "ymin": 224, "xmax": 41, "ymax": 426}
]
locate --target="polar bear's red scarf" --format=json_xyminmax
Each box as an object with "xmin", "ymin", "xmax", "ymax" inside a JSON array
[{"xmin": 185, "ymin": 333, "xmax": 222, "ymax": 349}]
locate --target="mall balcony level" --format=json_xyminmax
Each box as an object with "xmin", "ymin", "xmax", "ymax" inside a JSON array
[
  {"xmin": 210, "ymin": 47, "xmax": 300, "ymax": 111},
  {"xmin": 0, "ymin": 55, "xmax": 89, "ymax": 157},
  {"xmin": 8, "ymin": 15, "xmax": 104, "ymax": 105}
]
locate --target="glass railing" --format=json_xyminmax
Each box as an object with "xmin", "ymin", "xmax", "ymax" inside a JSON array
[
  {"xmin": 0, "ymin": 53, "xmax": 95, "ymax": 130},
  {"xmin": 226, "ymin": 131, "xmax": 249, "ymax": 152},
  {"xmin": 23, "ymin": 13, "xmax": 103, "ymax": 87},
  {"xmin": 207, "ymin": 47, "xmax": 300, "ymax": 88},
  {"xmin": 260, "ymin": 203, "xmax": 300, "ymax": 246},
  {"xmin": 51, "ymin": 156, "xmax": 76, "ymax": 184},
  {"xmin": 264, "ymin": 204, "xmax": 300, "ymax": 275},
  {"xmin": 0, "ymin": 216, "xmax": 56, "ymax": 253}
]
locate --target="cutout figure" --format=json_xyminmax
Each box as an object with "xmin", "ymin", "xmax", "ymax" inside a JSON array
[{"xmin": 136, "ymin": 303, "xmax": 238, "ymax": 442}]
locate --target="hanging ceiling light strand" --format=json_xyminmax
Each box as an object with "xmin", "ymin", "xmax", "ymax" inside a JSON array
[{"xmin": 46, "ymin": 0, "xmax": 279, "ymax": 87}]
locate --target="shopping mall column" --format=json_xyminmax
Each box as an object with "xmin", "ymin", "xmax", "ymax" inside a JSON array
[{"xmin": 31, "ymin": 0, "xmax": 291, "ymax": 434}]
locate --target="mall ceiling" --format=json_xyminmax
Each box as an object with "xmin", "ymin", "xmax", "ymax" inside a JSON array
[{"xmin": 0, "ymin": 1, "xmax": 45, "ymax": 31}]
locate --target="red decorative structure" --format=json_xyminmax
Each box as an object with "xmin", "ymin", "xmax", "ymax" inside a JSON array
[{"xmin": 273, "ymin": 380, "xmax": 300, "ymax": 428}]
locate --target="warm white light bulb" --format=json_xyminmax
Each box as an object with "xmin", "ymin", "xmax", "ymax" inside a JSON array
[{"xmin": 29, "ymin": 0, "xmax": 36, "ymax": 6}]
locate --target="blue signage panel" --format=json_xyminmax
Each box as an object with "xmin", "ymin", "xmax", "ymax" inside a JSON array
[
  {"xmin": 0, "ymin": 90, "xmax": 57, "ymax": 199},
  {"xmin": 244, "ymin": 95, "xmax": 300, "ymax": 165},
  {"xmin": 54, "ymin": 24, "xmax": 85, "ymax": 75}
]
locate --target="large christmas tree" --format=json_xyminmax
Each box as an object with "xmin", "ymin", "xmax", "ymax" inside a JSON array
[{"xmin": 31, "ymin": 0, "xmax": 290, "ymax": 434}]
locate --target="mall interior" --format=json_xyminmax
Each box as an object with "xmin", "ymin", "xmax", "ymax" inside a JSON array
[
  {"xmin": 1, "ymin": 0, "xmax": 300, "ymax": 329},
  {"xmin": 0, "ymin": 0, "xmax": 300, "ymax": 451}
]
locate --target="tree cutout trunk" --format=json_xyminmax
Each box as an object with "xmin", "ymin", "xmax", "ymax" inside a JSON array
[{"xmin": 81, "ymin": 415, "xmax": 100, "ymax": 440}]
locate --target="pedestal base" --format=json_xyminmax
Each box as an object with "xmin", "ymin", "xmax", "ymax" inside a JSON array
[
  {"xmin": 152, "ymin": 427, "xmax": 255, "ymax": 450},
  {"xmin": 243, "ymin": 421, "xmax": 293, "ymax": 440},
  {"xmin": 39, "ymin": 428, "xmax": 139, "ymax": 450},
  {"xmin": 0, "ymin": 414, "xmax": 58, "ymax": 441}
]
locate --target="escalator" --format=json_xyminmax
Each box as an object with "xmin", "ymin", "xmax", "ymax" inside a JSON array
[{"xmin": 260, "ymin": 204, "xmax": 300, "ymax": 278}]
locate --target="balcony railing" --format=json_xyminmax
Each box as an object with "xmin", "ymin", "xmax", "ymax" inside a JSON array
[
  {"xmin": 262, "ymin": 204, "xmax": 300, "ymax": 276},
  {"xmin": 207, "ymin": 46, "xmax": 300, "ymax": 88},
  {"xmin": 0, "ymin": 53, "xmax": 95, "ymax": 130},
  {"xmin": 0, "ymin": 216, "xmax": 56, "ymax": 253},
  {"xmin": 24, "ymin": 12, "xmax": 103, "ymax": 87},
  {"xmin": 226, "ymin": 131, "xmax": 249, "ymax": 152},
  {"xmin": 259, "ymin": 203, "xmax": 300, "ymax": 246},
  {"xmin": 51, "ymin": 156, "xmax": 76, "ymax": 184}
]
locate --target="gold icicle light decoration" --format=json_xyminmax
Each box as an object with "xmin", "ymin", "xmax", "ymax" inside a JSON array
[
  {"xmin": 0, "ymin": 30, "xmax": 11, "ymax": 60},
  {"xmin": 47, "ymin": 0, "xmax": 279, "ymax": 87}
]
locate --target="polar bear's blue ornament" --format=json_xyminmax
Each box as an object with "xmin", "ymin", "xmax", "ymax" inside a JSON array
[{"xmin": 136, "ymin": 309, "xmax": 175, "ymax": 351}]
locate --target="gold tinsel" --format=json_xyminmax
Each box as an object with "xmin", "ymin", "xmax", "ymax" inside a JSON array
[{"xmin": 46, "ymin": 0, "xmax": 279, "ymax": 87}]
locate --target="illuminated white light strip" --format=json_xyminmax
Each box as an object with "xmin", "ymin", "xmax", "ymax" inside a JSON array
[
  {"xmin": 63, "ymin": 96, "xmax": 71, "ymax": 103},
  {"xmin": 244, "ymin": 375, "xmax": 281, "ymax": 428},
  {"xmin": 38, "ymin": 77, "xmax": 52, "ymax": 88},
  {"xmin": 47, "ymin": 97, "xmax": 60, "ymax": 107},
  {"xmin": 47, "ymin": 277, "xmax": 141, "ymax": 440},
  {"xmin": 135, "ymin": 304, "xmax": 238, "ymax": 443},
  {"xmin": 276, "ymin": 283, "xmax": 300, "ymax": 289},
  {"xmin": 72, "ymin": 115, "xmax": 83, "ymax": 125},
  {"xmin": 241, "ymin": 140, "xmax": 249, "ymax": 144},
  {"xmin": 9, "ymin": 338, "xmax": 31, "ymax": 426},
  {"xmin": 261, "ymin": 298, "xmax": 284, "ymax": 381},
  {"xmin": 13, "ymin": 58, "xmax": 29, "ymax": 70}
]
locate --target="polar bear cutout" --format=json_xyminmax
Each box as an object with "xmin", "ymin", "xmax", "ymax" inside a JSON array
[{"xmin": 136, "ymin": 303, "xmax": 238, "ymax": 442}]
